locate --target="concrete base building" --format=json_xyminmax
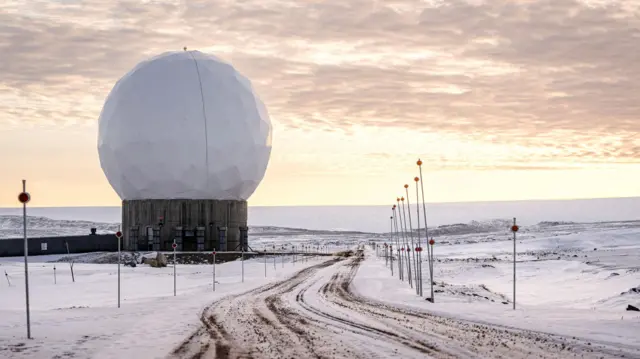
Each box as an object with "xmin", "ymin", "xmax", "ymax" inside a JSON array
[{"xmin": 122, "ymin": 199, "xmax": 249, "ymax": 252}]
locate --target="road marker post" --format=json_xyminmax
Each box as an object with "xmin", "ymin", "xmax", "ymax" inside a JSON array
[
  {"xmin": 392, "ymin": 206, "xmax": 403, "ymax": 281},
  {"xmin": 400, "ymin": 196, "xmax": 413, "ymax": 288},
  {"xmin": 429, "ymin": 238, "xmax": 435, "ymax": 302},
  {"xmin": 511, "ymin": 219, "xmax": 519, "ymax": 310},
  {"xmin": 115, "ymin": 230, "xmax": 123, "ymax": 308},
  {"xmin": 414, "ymin": 176, "xmax": 424, "ymax": 296},
  {"xmin": 172, "ymin": 240, "xmax": 177, "ymax": 296},
  {"xmin": 18, "ymin": 181, "xmax": 32, "ymax": 339},
  {"xmin": 404, "ymin": 184, "xmax": 419, "ymax": 296},
  {"xmin": 417, "ymin": 159, "xmax": 432, "ymax": 297}
]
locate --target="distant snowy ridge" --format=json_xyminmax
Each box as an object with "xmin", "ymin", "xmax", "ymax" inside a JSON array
[
  {"xmin": 3, "ymin": 214, "xmax": 640, "ymax": 240},
  {"xmin": 403, "ymin": 219, "xmax": 515, "ymax": 237},
  {"xmin": 0, "ymin": 215, "xmax": 120, "ymax": 239},
  {"xmin": 0, "ymin": 215, "xmax": 371, "ymax": 240}
]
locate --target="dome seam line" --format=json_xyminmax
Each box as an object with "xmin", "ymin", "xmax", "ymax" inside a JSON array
[{"xmin": 188, "ymin": 52, "xmax": 210, "ymax": 191}]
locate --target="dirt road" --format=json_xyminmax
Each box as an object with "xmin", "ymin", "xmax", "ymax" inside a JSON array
[{"xmin": 169, "ymin": 250, "xmax": 640, "ymax": 359}]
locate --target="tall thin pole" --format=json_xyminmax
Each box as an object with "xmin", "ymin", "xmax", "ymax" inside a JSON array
[
  {"xmin": 398, "ymin": 198, "xmax": 411, "ymax": 285},
  {"xmin": 513, "ymin": 217, "xmax": 517, "ymax": 310},
  {"xmin": 414, "ymin": 178, "xmax": 423, "ymax": 297},
  {"xmin": 430, "ymin": 238, "xmax": 435, "ymax": 302},
  {"xmin": 22, "ymin": 180, "xmax": 31, "ymax": 339},
  {"xmin": 117, "ymin": 229, "xmax": 121, "ymax": 308},
  {"xmin": 264, "ymin": 249, "xmax": 267, "ymax": 277},
  {"xmin": 173, "ymin": 239, "xmax": 177, "ymax": 296},
  {"xmin": 404, "ymin": 186, "xmax": 418, "ymax": 295},
  {"xmin": 399, "ymin": 197, "xmax": 412, "ymax": 288},
  {"xmin": 241, "ymin": 248, "xmax": 245, "ymax": 283},
  {"xmin": 390, "ymin": 216, "xmax": 395, "ymax": 276},
  {"xmin": 393, "ymin": 207, "xmax": 402, "ymax": 281},
  {"xmin": 417, "ymin": 159, "xmax": 433, "ymax": 301}
]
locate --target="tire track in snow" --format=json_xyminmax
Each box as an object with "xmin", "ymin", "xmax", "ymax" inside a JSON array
[
  {"xmin": 169, "ymin": 250, "xmax": 639, "ymax": 359},
  {"xmin": 169, "ymin": 258, "xmax": 341, "ymax": 359},
  {"xmin": 320, "ymin": 250, "xmax": 640, "ymax": 359}
]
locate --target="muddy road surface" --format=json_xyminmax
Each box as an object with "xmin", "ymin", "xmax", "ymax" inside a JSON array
[{"xmin": 169, "ymin": 250, "xmax": 640, "ymax": 359}]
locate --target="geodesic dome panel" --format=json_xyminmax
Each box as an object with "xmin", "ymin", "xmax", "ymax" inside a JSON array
[{"xmin": 98, "ymin": 50, "xmax": 272, "ymax": 201}]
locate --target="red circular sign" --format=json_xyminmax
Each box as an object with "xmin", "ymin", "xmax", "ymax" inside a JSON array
[
  {"xmin": 18, "ymin": 192, "xmax": 30, "ymax": 204},
  {"xmin": 212, "ymin": 251, "xmax": 216, "ymax": 255},
  {"xmin": 429, "ymin": 239, "xmax": 435, "ymax": 245},
  {"xmin": 172, "ymin": 243, "xmax": 177, "ymax": 249},
  {"xmin": 416, "ymin": 247, "xmax": 422, "ymax": 252},
  {"xmin": 115, "ymin": 231, "xmax": 122, "ymax": 238},
  {"xmin": 401, "ymin": 247, "xmax": 405, "ymax": 251},
  {"xmin": 511, "ymin": 225, "xmax": 519, "ymax": 232}
]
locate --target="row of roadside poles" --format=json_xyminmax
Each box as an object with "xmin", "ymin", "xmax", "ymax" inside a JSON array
[
  {"xmin": 375, "ymin": 158, "xmax": 522, "ymax": 308},
  {"xmin": 377, "ymin": 159, "xmax": 438, "ymax": 301}
]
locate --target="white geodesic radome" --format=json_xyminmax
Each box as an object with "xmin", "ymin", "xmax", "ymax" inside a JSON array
[{"xmin": 97, "ymin": 50, "xmax": 272, "ymax": 201}]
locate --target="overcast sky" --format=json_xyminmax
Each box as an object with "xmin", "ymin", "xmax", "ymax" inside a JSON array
[{"xmin": 1, "ymin": 0, "xmax": 639, "ymax": 207}]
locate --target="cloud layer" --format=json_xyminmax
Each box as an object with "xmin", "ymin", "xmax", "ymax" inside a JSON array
[{"xmin": 1, "ymin": 0, "xmax": 639, "ymax": 168}]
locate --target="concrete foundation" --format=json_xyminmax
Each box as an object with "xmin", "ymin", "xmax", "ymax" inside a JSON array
[{"xmin": 122, "ymin": 199, "xmax": 248, "ymax": 252}]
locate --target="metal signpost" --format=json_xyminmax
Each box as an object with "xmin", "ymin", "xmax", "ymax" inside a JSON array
[
  {"xmin": 172, "ymin": 240, "xmax": 177, "ymax": 296},
  {"xmin": 53, "ymin": 266, "xmax": 56, "ymax": 284},
  {"xmin": 18, "ymin": 181, "xmax": 31, "ymax": 339},
  {"xmin": 511, "ymin": 219, "xmax": 519, "ymax": 310},
  {"xmin": 264, "ymin": 249, "xmax": 267, "ymax": 277},
  {"xmin": 241, "ymin": 247, "xmax": 245, "ymax": 283},
  {"xmin": 115, "ymin": 230, "xmax": 123, "ymax": 308}
]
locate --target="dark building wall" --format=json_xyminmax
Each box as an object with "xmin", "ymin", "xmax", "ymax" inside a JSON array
[
  {"xmin": 0, "ymin": 234, "xmax": 118, "ymax": 257},
  {"xmin": 122, "ymin": 199, "xmax": 248, "ymax": 252}
]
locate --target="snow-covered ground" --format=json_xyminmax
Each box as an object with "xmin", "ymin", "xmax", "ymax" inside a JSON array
[
  {"xmin": 354, "ymin": 225, "xmax": 640, "ymax": 350},
  {"xmin": 0, "ymin": 254, "xmax": 328, "ymax": 358},
  {"xmin": 1, "ymin": 210, "xmax": 640, "ymax": 357}
]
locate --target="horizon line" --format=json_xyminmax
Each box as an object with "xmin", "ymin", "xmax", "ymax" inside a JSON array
[{"xmin": 1, "ymin": 195, "xmax": 638, "ymax": 210}]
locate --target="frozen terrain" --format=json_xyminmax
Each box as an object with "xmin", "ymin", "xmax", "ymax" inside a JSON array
[
  {"xmin": 1, "ymin": 196, "xmax": 640, "ymax": 232},
  {"xmin": 1, "ymin": 202, "xmax": 639, "ymax": 358},
  {"xmin": 0, "ymin": 253, "xmax": 330, "ymax": 358}
]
